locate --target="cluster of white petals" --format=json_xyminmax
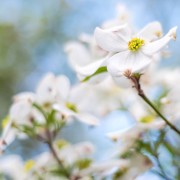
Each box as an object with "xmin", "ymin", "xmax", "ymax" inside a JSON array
[{"xmin": 0, "ymin": 3, "xmax": 179, "ymax": 180}]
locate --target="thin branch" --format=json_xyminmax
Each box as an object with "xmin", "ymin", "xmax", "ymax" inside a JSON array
[
  {"xmin": 128, "ymin": 74, "xmax": 180, "ymax": 135},
  {"xmin": 46, "ymin": 129, "xmax": 70, "ymax": 178}
]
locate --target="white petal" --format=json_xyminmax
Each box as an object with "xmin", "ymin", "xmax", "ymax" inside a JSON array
[
  {"xmin": 36, "ymin": 73, "xmax": 71, "ymax": 104},
  {"xmin": 64, "ymin": 41, "xmax": 92, "ymax": 69},
  {"xmin": 0, "ymin": 123, "xmax": 16, "ymax": 153},
  {"xmin": 79, "ymin": 33, "xmax": 93, "ymax": 43},
  {"xmin": 107, "ymin": 51, "xmax": 151, "ymax": 77},
  {"xmin": 74, "ymin": 113, "xmax": 99, "ymax": 126},
  {"xmin": 56, "ymin": 75, "xmax": 71, "ymax": 101},
  {"xmin": 107, "ymin": 51, "xmax": 129, "ymax": 77},
  {"xmin": 125, "ymin": 52, "xmax": 152, "ymax": 73},
  {"xmin": 106, "ymin": 125, "xmax": 137, "ymax": 141},
  {"xmin": 106, "ymin": 130, "xmax": 123, "ymax": 141},
  {"xmin": 142, "ymin": 26, "xmax": 177, "ymax": 55},
  {"xmin": 139, "ymin": 120, "xmax": 166, "ymax": 130},
  {"xmin": 13, "ymin": 92, "xmax": 35, "ymax": 103},
  {"xmin": 36, "ymin": 73, "xmax": 56, "ymax": 104},
  {"xmin": 74, "ymin": 142, "xmax": 95, "ymax": 155},
  {"xmin": 10, "ymin": 101, "xmax": 32, "ymax": 124},
  {"xmin": 54, "ymin": 104, "xmax": 99, "ymax": 126},
  {"xmin": 75, "ymin": 58, "xmax": 107, "ymax": 77},
  {"xmin": 111, "ymin": 76, "xmax": 132, "ymax": 88},
  {"xmin": 1, "ymin": 130, "xmax": 16, "ymax": 150},
  {"xmin": 137, "ymin": 21, "xmax": 163, "ymax": 41},
  {"xmin": 53, "ymin": 104, "xmax": 75, "ymax": 117},
  {"xmin": 94, "ymin": 25, "xmax": 129, "ymax": 52}
]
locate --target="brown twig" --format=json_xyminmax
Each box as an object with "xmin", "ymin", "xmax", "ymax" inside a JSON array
[{"xmin": 126, "ymin": 73, "xmax": 180, "ymax": 135}]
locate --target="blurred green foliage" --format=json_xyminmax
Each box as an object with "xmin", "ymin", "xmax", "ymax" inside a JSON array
[
  {"xmin": 0, "ymin": 1, "xmax": 70, "ymax": 121},
  {"xmin": 0, "ymin": 24, "xmax": 31, "ymax": 119}
]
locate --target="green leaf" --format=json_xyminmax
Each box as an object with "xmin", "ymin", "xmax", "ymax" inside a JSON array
[
  {"xmin": 81, "ymin": 66, "xmax": 107, "ymax": 82},
  {"xmin": 47, "ymin": 109, "xmax": 56, "ymax": 125},
  {"xmin": 19, "ymin": 125, "xmax": 36, "ymax": 137}
]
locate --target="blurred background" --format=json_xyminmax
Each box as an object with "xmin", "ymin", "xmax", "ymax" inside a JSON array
[
  {"xmin": 0, "ymin": 0, "xmax": 180, "ymax": 179},
  {"xmin": 0, "ymin": 0, "xmax": 180, "ymax": 120}
]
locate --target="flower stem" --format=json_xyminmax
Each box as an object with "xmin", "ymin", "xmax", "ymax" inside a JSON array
[
  {"xmin": 129, "ymin": 75, "xmax": 180, "ymax": 135},
  {"xmin": 139, "ymin": 93, "xmax": 180, "ymax": 134},
  {"xmin": 45, "ymin": 129, "xmax": 70, "ymax": 178}
]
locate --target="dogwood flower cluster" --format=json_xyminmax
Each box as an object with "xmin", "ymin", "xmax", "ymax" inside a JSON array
[{"xmin": 0, "ymin": 3, "xmax": 180, "ymax": 180}]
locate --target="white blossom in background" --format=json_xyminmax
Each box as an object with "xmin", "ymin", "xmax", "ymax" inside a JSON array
[
  {"xmin": 0, "ymin": 73, "xmax": 100, "ymax": 152},
  {"xmin": 68, "ymin": 76, "xmax": 126, "ymax": 116},
  {"xmin": 35, "ymin": 73, "xmax": 100, "ymax": 125},
  {"xmin": 0, "ymin": 155, "xmax": 26, "ymax": 180},
  {"xmin": 25, "ymin": 152, "xmax": 57, "ymax": 179},
  {"xmin": 57, "ymin": 142, "xmax": 94, "ymax": 166},
  {"xmin": 133, "ymin": 67, "xmax": 180, "ymax": 122},
  {"xmin": 0, "ymin": 92, "xmax": 44, "ymax": 153},
  {"xmin": 102, "ymin": 3, "xmax": 132, "ymax": 29},
  {"xmin": 64, "ymin": 38, "xmax": 109, "ymax": 83},
  {"xmin": 11, "ymin": 92, "xmax": 45, "ymax": 125},
  {"xmin": 80, "ymin": 159, "xmax": 129, "ymax": 178},
  {"xmin": 120, "ymin": 154, "xmax": 153, "ymax": 180},
  {"xmin": 154, "ymin": 69, "xmax": 180, "ymax": 121},
  {"xmin": 106, "ymin": 119, "xmax": 165, "ymax": 145}
]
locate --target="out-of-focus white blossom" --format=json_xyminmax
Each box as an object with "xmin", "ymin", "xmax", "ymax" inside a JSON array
[
  {"xmin": 0, "ymin": 155, "xmax": 26, "ymax": 180},
  {"xmin": 80, "ymin": 159, "xmax": 129, "ymax": 178},
  {"xmin": 57, "ymin": 142, "xmax": 95, "ymax": 166},
  {"xmin": 107, "ymin": 120, "xmax": 165, "ymax": 143},
  {"xmin": 102, "ymin": 4, "xmax": 132, "ymax": 29},
  {"xmin": 120, "ymin": 154, "xmax": 153, "ymax": 180}
]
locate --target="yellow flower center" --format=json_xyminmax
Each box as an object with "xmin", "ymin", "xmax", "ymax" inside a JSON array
[
  {"xmin": 140, "ymin": 115, "xmax": 154, "ymax": 123},
  {"xmin": 24, "ymin": 160, "xmax": 35, "ymax": 172},
  {"xmin": 128, "ymin": 37, "xmax": 144, "ymax": 52},
  {"xmin": 55, "ymin": 139, "xmax": 69, "ymax": 149}
]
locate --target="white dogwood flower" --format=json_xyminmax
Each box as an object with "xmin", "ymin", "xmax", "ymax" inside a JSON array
[
  {"xmin": 37, "ymin": 73, "xmax": 99, "ymax": 126},
  {"xmin": 102, "ymin": 4, "xmax": 132, "ymax": 29},
  {"xmin": 94, "ymin": 22, "xmax": 177, "ymax": 78}
]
